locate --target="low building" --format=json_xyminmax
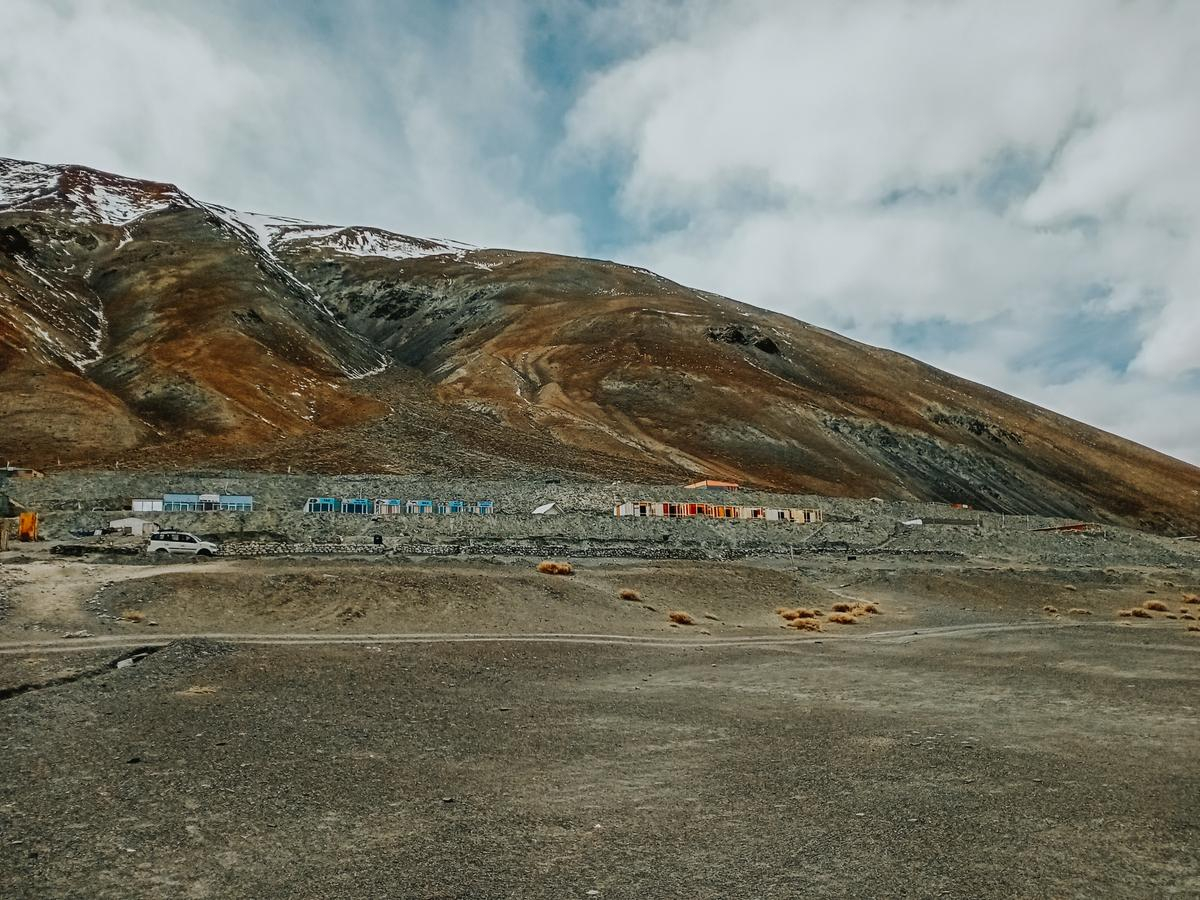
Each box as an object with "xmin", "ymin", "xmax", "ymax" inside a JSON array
[
  {"xmin": 615, "ymin": 501, "xmax": 821, "ymax": 523},
  {"xmin": 132, "ymin": 498, "xmax": 164, "ymax": 513},
  {"xmin": 406, "ymin": 499, "xmax": 434, "ymax": 515},
  {"xmin": 468, "ymin": 500, "xmax": 495, "ymax": 515},
  {"xmin": 159, "ymin": 493, "xmax": 254, "ymax": 512},
  {"xmin": 341, "ymin": 498, "xmax": 375, "ymax": 516},
  {"xmin": 533, "ymin": 502, "xmax": 562, "ymax": 515},
  {"xmin": 685, "ymin": 479, "xmax": 739, "ymax": 491},
  {"xmin": 304, "ymin": 497, "xmax": 340, "ymax": 514},
  {"xmin": 0, "ymin": 466, "xmax": 44, "ymax": 480},
  {"xmin": 374, "ymin": 499, "xmax": 405, "ymax": 516}
]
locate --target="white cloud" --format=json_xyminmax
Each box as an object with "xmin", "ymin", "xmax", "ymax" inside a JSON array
[
  {"xmin": 566, "ymin": 0, "xmax": 1200, "ymax": 461},
  {"xmin": 2, "ymin": 0, "xmax": 1197, "ymax": 463},
  {"xmin": 0, "ymin": 0, "xmax": 582, "ymax": 253}
]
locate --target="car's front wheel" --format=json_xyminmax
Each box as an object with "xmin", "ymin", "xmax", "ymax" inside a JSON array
[
  {"xmin": 154, "ymin": 548, "xmax": 169, "ymax": 555},
  {"xmin": 197, "ymin": 548, "xmax": 213, "ymax": 557}
]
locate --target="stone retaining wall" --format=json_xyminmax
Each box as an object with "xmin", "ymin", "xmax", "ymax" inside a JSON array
[{"xmin": 219, "ymin": 540, "xmax": 965, "ymax": 561}]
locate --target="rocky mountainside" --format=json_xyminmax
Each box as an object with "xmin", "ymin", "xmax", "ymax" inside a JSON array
[{"xmin": 2, "ymin": 157, "xmax": 1198, "ymax": 532}]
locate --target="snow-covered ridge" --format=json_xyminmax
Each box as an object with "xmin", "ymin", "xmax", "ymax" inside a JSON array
[
  {"xmin": 0, "ymin": 157, "xmax": 191, "ymax": 226},
  {"xmin": 2, "ymin": 158, "xmax": 474, "ymax": 261},
  {"xmin": 203, "ymin": 204, "xmax": 475, "ymax": 262}
]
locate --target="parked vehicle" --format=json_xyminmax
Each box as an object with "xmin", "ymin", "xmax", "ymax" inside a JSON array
[{"xmin": 146, "ymin": 531, "xmax": 219, "ymax": 556}]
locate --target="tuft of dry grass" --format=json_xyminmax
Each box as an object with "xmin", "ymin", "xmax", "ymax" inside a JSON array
[
  {"xmin": 827, "ymin": 612, "xmax": 857, "ymax": 625},
  {"xmin": 1182, "ymin": 613, "xmax": 1197, "ymax": 621},
  {"xmin": 537, "ymin": 561, "xmax": 574, "ymax": 576},
  {"xmin": 1117, "ymin": 609, "xmax": 1134, "ymax": 617},
  {"xmin": 787, "ymin": 618, "xmax": 822, "ymax": 632},
  {"xmin": 1043, "ymin": 605, "xmax": 1059, "ymax": 614},
  {"xmin": 831, "ymin": 601, "xmax": 854, "ymax": 613},
  {"xmin": 1165, "ymin": 613, "xmax": 1178, "ymax": 619},
  {"xmin": 619, "ymin": 588, "xmax": 642, "ymax": 602},
  {"xmin": 1187, "ymin": 624, "xmax": 1200, "ymax": 632},
  {"xmin": 176, "ymin": 686, "xmax": 217, "ymax": 696},
  {"xmin": 120, "ymin": 609, "xmax": 146, "ymax": 623},
  {"xmin": 1143, "ymin": 600, "xmax": 1169, "ymax": 612},
  {"xmin": 1183, "ymin": 593, "xmax": 1199, "ymax": 604},
  {"xmin": 1131, "ymin": 607, "xmax": 1153, "ymax": 618},
  {"xmin": 668, "ymin": 611, "xmax": 695, "ymax": 625},
  {"xmin": 793, "ymin": 608, "xmax": 820, "ymax": 619},
  {"xmin": 1067, "ymin": 608, "xmax": 1092, "ymax": 615},
  {"xmin": 775, "ymin": 606, "xmax": 789, "ymax": 615}
]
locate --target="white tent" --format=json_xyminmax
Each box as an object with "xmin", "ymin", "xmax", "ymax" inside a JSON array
[
  {"xmin": 110, "ymin": 517, "xmax": 157, "ymax": 536},
  {"xmin": 533, "ymin": 502, "xmax": 562, "ymax": 515}
]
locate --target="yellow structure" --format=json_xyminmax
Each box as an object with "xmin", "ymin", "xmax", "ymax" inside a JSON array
[{"xmin": 18, "ymin": 511, "xmax": 38, "ymax": 542}]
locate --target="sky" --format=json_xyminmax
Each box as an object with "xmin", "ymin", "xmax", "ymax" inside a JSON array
[{"xmin": 3, "ymin": 0, "xmax": 1198, "ymax": 464}]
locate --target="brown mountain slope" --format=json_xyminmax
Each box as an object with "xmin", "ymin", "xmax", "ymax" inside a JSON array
[{"xmin": 2, "ymin": 157, "xmax": 1198, "ymax": 532}]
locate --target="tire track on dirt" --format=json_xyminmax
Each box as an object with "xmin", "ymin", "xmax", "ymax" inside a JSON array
[{"xmin": 0, "ymin": 620, "xmax": 1083, "ymax": 656}]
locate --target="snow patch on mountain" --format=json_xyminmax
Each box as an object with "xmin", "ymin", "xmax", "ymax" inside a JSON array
[
  {"xmin": 310, "ymin": 226, "xmax": 475, "ymax": 261},
  {"xmin": 65, "ymin": 181, "xmax": 176, "ymax": 227},
  {"xmin": 203, "ymin": 203, "xmax": 474, "ymax": 261},
  {"xmin": 0, "ymin": 160, "xmax": 59, "ymax": 208}
]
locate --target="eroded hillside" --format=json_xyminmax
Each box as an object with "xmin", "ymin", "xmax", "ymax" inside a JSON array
[{"xmin": 3, "ymin": 157, "xmax": 1199, "ymax": 532}]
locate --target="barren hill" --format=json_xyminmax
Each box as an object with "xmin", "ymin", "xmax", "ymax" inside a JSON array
[{"xmin": 2, "ymin": 157, "xmax": 1198, "ymax": 531}]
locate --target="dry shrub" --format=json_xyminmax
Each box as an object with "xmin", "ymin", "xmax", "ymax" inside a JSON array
[
  {"xmin": 1117, "ymin": 609, "xmax": 1134, "ymax": 617},
  {"xmin": 793, "ymin": 608, "xmax": 820, "ymax": 619},
  {"xmin": 831, "ymin": 602, "xmax": 854, "ymax": 613},
  {"xmin": 787, "ymin": 618, "xmax": 822, "ymax": 632},
  {"xmin": 619, "ymin": 588, "xmax": 642, "ymax": 602},
  {"xmin": 1067, "ymin": 608, "xmax": 1092, "ymax": 615},
  {"xmin": 120, "ymin": 609, "xmax": 146, "ymax": 623},
  {"xmin": 1188, "ymin": 624, "xmax": 1200, "ymax": 632},
  {"xmin": 1143, "ymin": 600, "xmax": 1169, "ymax": 612},
  {"xmin": 1165, "ymin": 613, "xmax": 1178, "ymax": 620},
  {"xmin": 775, "ymin": 606, "xmax": 789, "ymax": 615},
  {"xmin": 1131, "ymin": 608, "xmax": 1153, "ymax": 618},
  {"xmin": 857, "ymin": 603, "xmax": 880, "ymax": 615},
  {"xmin": 1182, "ymin": 613, "xmax": 1197, "ymax": 621},
  {"xmin": 1043, "ymin": 605, "xmax": 1059, "ymax": 614},
  {"xmin": 827, "ymin": 613, "xmax": 857, "ymax": 625},
  {"xmin": 668, "ymin": 611, "xmax": 695, "ymax": 625},
  {"xmin": 779, "ymin": 608, "xmax": 802, "ymax": 620},
  {"xmin": 537, "ymin": 561, "xmax": 574, "ymax": 576},
  {"xmin": 1183, "ymin": 594, "xmax": 1200, "ymax": 604}
]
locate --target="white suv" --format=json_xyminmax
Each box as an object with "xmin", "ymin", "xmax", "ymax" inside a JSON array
[{"xmin": 147, "ymin": 531, "xmax": 219, "ymax": 557}]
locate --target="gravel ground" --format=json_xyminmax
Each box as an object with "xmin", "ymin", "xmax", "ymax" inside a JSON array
[{"xmin": 2, "ymin": 619, "xmax": 1198, "ymax": 898}]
